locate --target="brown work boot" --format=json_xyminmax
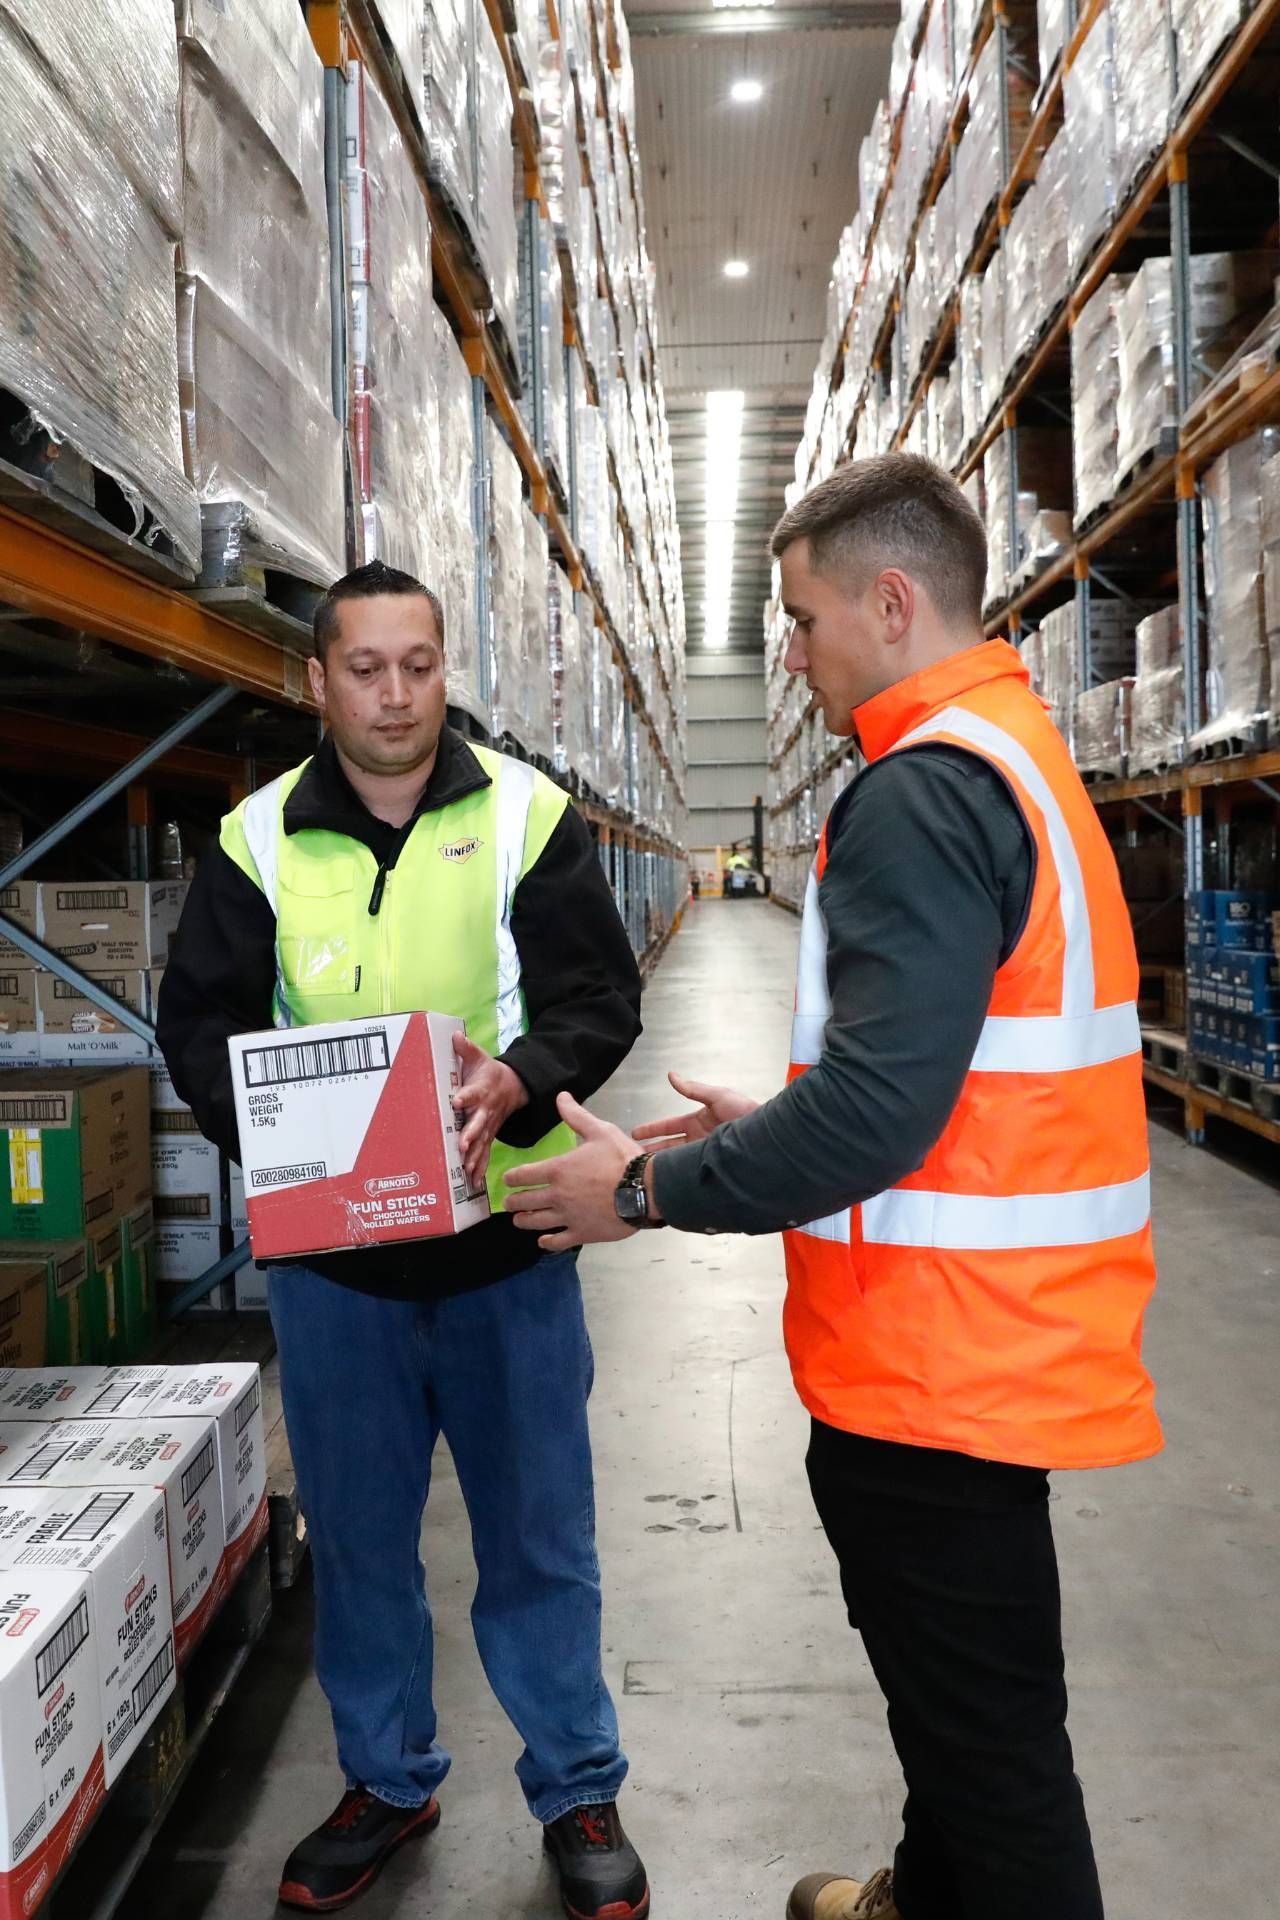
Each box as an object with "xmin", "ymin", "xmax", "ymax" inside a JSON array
[{"xmin": 786, "ymin": 1865, "xmax": 901, "ymax": 1920}]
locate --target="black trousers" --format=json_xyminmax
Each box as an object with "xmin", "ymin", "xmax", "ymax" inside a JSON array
[{"xmin": 806, "ymin": 1420, "xmax": 1104, "ymax": 1920}]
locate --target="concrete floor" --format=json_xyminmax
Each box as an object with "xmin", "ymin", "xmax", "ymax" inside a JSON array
[{"xmin": 130, "ymin": 899, "xmax": 1280, "ymax": 1920}]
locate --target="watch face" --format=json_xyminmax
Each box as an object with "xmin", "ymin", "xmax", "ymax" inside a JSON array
[{"xmin": 615, "ymin": 1184, "xmax": 647, "ymax": 1224}]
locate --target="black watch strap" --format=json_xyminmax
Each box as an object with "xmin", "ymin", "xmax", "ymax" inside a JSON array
[{"xmin": 616, "ymin": 1152, "xmax": 666, "ymax": 1228}]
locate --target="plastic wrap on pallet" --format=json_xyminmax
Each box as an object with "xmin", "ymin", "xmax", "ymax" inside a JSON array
[
  {"xmin": 1038, "ymin": 601, "xmax": 1078, "ymax": 745},
  {"xmin": 1193, "ymin": 430, "xmax": 1280, "ymax": 750},
  {"xmin": 1172, "ymin": 0, "xmax": 1247, "ymax": 113},
  {"xmin": 432, "ymin": 304, "xmax": 483, "ymax": 723},
  {"xmin": 939, "ymin": 371, "xmax": 965, "ymax": 472},
  {"xmin": 982, "ymin": 433, "xmax": 1015, "ymax": 611},
  {"xmin": 578, "ymin": 402, "xmax": 609, "ymax": 582},
  {"xmin": 1003, "ymin": 183, "xmax": 1040, "ymax": 379},
  {"xmin": 520, "ymin": 505, "xmax": 554, "ymax": 760},
  {"xmin": 1011, "ymin": 509, "xmax": 1072, "ymax": 593},
  {"xmin": 1129, "ymin": 605, "xmax": 1184, "ymax": 771},
  {"xmin": 1074, "ymin": 680, "xmax": 1131, "ymax": 776},
  {"xmin": 1020, "ymin": 625, "xmax": 1044, "ymax": 698},
  {"xmin": 597, "ymin": 644, "xmax": 626, "ymax": 811},
  {"xmin": 176, "ymin": 0, "xmax": 344, "ymax": 588},
  {"xmin": 1115, "ymin": 258, "xmax": 1176, "ymax": 487},
  {"xmin": 372, "ymin": 0, "xmax": 425, "ymax": 115},
  {"xmin": 919, "ymin": 0, "xmax": 953, "ymax": 178},
  {"xmin": 1036, "ymin": 0, "xmax": 1068, "ymax": 90},
  {"xmin": 487, "ymin": 422, "xmax": 526, "ymax": 741},
  {"xmin": 0, "ymin": 0, "xmax": 200, "ymax": 567},
  {"xmin": 475, "ymin": 10, "xmax": 520, "ymax": 367},
  {"xmin": 515, "ymin": 201, "xmax": 569, "ymax": 492},
  {"xmin": 1111, "ymin": 0, "xmax": 1173, "ymax": 205},
  {"xmin": 424, "ymin": 0, "xmax": 473, "ymax": 233},
  {"xmin": 859, "ymin": 102, "xmax": 891, "ymax": 223},
  {"xmin": 1071, "ymin": 274, "xmax": 1128, "ymax": 529},
  {"xmin": 954, "ymin": 31, "xmax": 1033, "ymax": 279},
  {"xmin": 347, "ymin": 61, "xmax": 438, "ymax": 585},
  {"xmin": 980, "ymin": 251, "xmax": 1007, "ymax": 425},
  {"xmin": 1064, "ymin": 10, "xmax": 1120, "ymax": 280},
  {"xmin": 956, "ymin": 275, "xmax": 984, "ymax": 451},
  {"xmin": 1035, "ymin": 130, "xmax": 1071, "ymax": 335}
]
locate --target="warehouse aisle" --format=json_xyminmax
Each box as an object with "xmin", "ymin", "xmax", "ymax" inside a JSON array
[{"xmin": 129, "ymin": 900, "xmax": 1279, "ymax": 1920}]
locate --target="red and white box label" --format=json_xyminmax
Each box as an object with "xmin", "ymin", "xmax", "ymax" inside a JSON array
[{"xmin": 227, "ymin": 1012, "xmax": 490, "ymax": 1260}]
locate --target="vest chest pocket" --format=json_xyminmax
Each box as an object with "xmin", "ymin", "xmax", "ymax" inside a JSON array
[{"xmin": 277, "ymin": 856, "xmax": 361, "ymax": 999}]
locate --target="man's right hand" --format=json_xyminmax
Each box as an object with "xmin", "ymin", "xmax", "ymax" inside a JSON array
[{"xmin": 632, "ymin": 1070, "xmax": 760, "ymax": 1151}]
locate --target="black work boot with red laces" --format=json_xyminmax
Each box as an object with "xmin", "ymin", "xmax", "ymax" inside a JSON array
[
  {"xmin": 277, "ymin": 1786, "xmax": 440, "ymax": 1911},
  {"xmin": 542, "ymin": 1801, "xmax": 650, "ymax": 1919}
]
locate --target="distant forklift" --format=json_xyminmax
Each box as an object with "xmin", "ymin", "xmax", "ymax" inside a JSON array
[{"xmin": 722, "ymin": 798, "xmax": 769, "ymax": 899}]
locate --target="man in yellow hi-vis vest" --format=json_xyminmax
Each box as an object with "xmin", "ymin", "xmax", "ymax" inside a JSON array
[{"xmin": 157, "ymin": 561, "xmax": 649, "ymax": 1920}]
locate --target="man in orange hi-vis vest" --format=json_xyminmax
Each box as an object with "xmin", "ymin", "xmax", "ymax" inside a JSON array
[{"xmin": 507, "ymin": 453, "xmax": 1161, "ymax": 1920}]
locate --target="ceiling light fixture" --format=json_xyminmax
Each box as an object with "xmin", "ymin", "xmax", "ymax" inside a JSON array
[
  {"xmin": 702, "ymin": 390, "xmax": 744, "ymax": 652},
  {"xmin": 731, "ymin": 78, "xmax": 764, "ymax": 102},
  {"xmin": 723, "ymin": 259, "xmax": 749, "ymax": 279}
]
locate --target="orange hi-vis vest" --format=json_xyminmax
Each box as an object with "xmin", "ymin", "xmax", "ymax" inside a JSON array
[{"xmin": 782, "ymin": 639, "xmax": 1162, "ymax": 1471}]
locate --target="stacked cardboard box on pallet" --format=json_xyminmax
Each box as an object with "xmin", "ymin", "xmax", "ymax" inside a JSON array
[{"xmin": 1187, "ymin": 893, "xmax": 1280, "ymax": 1079}]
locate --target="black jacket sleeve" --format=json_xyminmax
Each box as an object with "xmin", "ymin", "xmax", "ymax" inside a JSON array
[
  {"xmin": 651, "ymin": 748, "xmax": 1033, "ymax": 1235},
  {"xmin": 154, "ymin": 846, "xmax": 278, "ymax": 1162},
  {"xmin": 497, "ymin": 806, "xmax": 643, "ymax": 1146}
]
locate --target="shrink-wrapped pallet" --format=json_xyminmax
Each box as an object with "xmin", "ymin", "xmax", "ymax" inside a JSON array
[
  {"xmin": 1114, "ymin": 259, "xmax": 1177, "ymax": 487},
  {"xmin": 956, "ymin": 275, "xmax": 985, "ymax": 450},
  {"xmin": 953, "ymin": 34, "xmax": 1003, "ymax": 276},
  {"xmin": 1112, "ymin": 0, "xmax": 1173, "ymax": 204},
  {"xmin": 475, "ymin": 8, "xmax": 520, "ymax": 366},
  {"xmin": 0, "ymin": 1, "xmax": 200, "ymax": 567},
  {"xmin": 983, "ymin": 433, "xmax": 1016, "ymax": 611},
  {"xmin": 1011, "ymin": 509, "xmax": 1071, "ymax": 594},
  {"xmin": 1192, "ymin": 430, "xmax": 1278, "ymax": 749},
  {"xmin": 424, "ymin": 0, "xmax": 472, "ymax": 232},
  {"xmin": 1038, "ymin": 601, "xmax": 1078, "ymax": 744},
  {"xmin": 522, "ymin": 506, "xmax": 555, "ymax": 759},
  {"xmin": 372, "ymin": 0, "xmax": 425, "ymax": 114},
  {"xmin": 1129, "ymin": 605, "xmax": 1185, "ymax": 771},
  {"xmin": 346, "ymin": 61, "xmax": 438, "ymax": 582},
  {"xmin": 516, "ymin": 202, "xmax": 569, "ymax": 491},
  {"xmin": 1064, "ymin": 10, "xmax": 1120, "ymax": 279},
  {"xmin": 1172, "ymin": 0, "xmax": 1247, "ymax": 113},
  {"xmin": 859, "ymin": 103, "xmax": 892, "ymax": 225},
  {"xmin": 1037, "ymin": 0, "xmax": 1069, "ymax": 90},
  {"xmin": 981, "ymin": 251, "xmax": 1008, "ymax": 423},
  {"xmin": 1071, "ymin": 274, "xmax": 1128, "ymax": 528},
  {"xmin": 597, "ymin": 644, "xmax": 627, "ymax": 813},
  {"xmin": 487, "ymin": 422, "xmax": 526, "ymax": 741},
  {"xmin": 1003, "ymin": 181, "xmax": 1040, "ymax": 376},
  {"xmin": 1074, "ymin": 680, "xmax": 1131, "ymax": 777},
  {"xmin": 432, "ymin": 304, "xmax": 483, "ymax": 723},
  {"xmin": 1036, "ymin": 130, "xmax": 1071, "ymax": 330},
  {"xmin": 953, "ymin": 0, "xmax": 986, "ymax": 78},
  {"xmin": 176, "ymin": 0, "xmax": 344, "ymax": 585}
]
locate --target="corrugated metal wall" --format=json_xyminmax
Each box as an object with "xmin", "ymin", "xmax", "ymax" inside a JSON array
[{"xmin": 686, "ymin": 654, "xmax": 766, "ymax": 853}]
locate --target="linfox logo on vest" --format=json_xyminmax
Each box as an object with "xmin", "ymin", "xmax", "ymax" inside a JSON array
[{"xmin": 440, "ymin": 836, "xmax": 483, "ymax": 864}]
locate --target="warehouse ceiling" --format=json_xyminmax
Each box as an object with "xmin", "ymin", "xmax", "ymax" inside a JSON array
[{"xmin": 624, "ymin": 2, "xmax": 893, "ymax": 651}]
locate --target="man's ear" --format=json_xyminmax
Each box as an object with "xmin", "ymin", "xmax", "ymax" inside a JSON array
[
  {"xmin": 877, "ymin": 567, "xmax": 915, "ymax": 640},
  {"xmin": 307, "ymin": 652, "xmax": 327, "ymax": 710}
]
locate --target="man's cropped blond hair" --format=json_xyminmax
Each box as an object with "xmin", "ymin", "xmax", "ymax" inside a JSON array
[{"xmin": 770, "ymin": 453, "xmax": 987, "ymax": 627}]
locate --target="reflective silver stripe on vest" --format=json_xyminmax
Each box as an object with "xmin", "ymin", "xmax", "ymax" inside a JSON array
[
  {"xmin": 790, "ymin": 859, "xmax": 830, "ymax": 1067},
  {"xmin": 860, "ymin": 1171, "xmax": 1151, "ymax": 1250},
  {"xmin": 495, "ymin": 757, "xmax": 537, "ymax": 1052},
  {"xmin": 896, "ymin": 706, "xmax": 1141, "ymax": 1073},
  {"xmin": 239, "ymin": 776, "xmax": 292, "ymax": 1029}
]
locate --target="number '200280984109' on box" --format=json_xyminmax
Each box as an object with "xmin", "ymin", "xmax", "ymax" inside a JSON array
[{"xmin": 226, "ymin": 1012, "xmax": 490, "ymax": 1261}]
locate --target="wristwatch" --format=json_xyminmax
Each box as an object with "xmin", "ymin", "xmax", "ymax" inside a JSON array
[{"xmin": 614, "ymin": 1152, "xmax": 666, "ymax": 1228}]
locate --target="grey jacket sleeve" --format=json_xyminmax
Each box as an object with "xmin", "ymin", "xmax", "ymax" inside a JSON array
[{"xmin": 650, "ymin": 748, "xmax": 1034, "ymax": 1235}]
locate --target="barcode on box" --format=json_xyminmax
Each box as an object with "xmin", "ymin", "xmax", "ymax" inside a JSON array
[
  {"xmin": 13, "ymin": 1796, "xmax": 45, "ymax": 1860},
  {"xmin": 12, "ymin": 1439, "xmax": 77, "ymax": 1482},
  {"xmin": 243, "ymin": 1029, "xmax": 390, "ymax": 1087},
  {"xmin": 59, "ymin": 1492, "xmax": 131, "ymax": 1543},
  {"xmin": 0, "ymin": 1095, "xmax": 68, "ymax": 1125},
  {"xmin": 131, "ymin": 1635, "xmax": 174, "ymax": 1724},
  {"xmin": 155, "ymin": 1194, "xmax": 212, "ymax": 1221},
  {"xmin": 181, "ymin": 1434, "xmax": 216, "ymax": 1507},
  {"xmin": 85, "ymin": 1380, "xmax": 141, "ymax": 1414},
  {"xmin": 0, "ymin": 888, "xmax": 20, "ymax": 910},
  {"xmin": 0, "ymin": 976, "xmax": 19, "ymax": 997},
  {"xmin": 233, "ymin": 1377, "xmax": 261, "ymax": 1437},
  {"xmin": 153, "ymin": 1109, "xmax": 202, "ymax": 1134},
  {"xmin": 54, "ymin": 976, "xmax": 126, "ymax": 1000},
  {"xmin": 55, "ymin": 888, "xmax": 128, "ymax": 912},
  {"xmin": 36, "ymin": 1595, "xmax": 90, "ymax": 1694}
]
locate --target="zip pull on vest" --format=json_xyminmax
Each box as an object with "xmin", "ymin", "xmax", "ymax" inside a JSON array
[{"xmin": 367, "ymin": 863, "xmax": 388, "ymax": 917}]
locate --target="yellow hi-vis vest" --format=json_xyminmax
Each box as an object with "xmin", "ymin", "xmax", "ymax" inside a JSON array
[{"xmin": 220, "ymin": 743, "xmax": 577, "ymax": 1209}]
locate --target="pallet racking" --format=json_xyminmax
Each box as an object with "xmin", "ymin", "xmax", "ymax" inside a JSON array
[{"xmin": 767, "ymin": 0, "xmax": 1280, "ymax": 1151}]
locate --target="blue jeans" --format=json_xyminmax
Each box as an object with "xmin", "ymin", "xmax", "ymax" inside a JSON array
[{"xmin": 268, "ymin": 1251, "xmax": 627, "ymax": 1820}]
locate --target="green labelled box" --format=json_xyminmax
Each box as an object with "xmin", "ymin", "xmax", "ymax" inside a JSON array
[
  {"xmin": 0, "ymin": 1237, "xmax": 89, "ymax": 1363},
  {"xmin": 0, "ymin": 1064, "xmax": 149, "ymax": 1240},
  {"xmin": 121, "ymin": 1199, "xmax": 158, "ymax": 1360},
  {"xmin": 86, "ymin": 1216, "xmax": 125, "ymax": 1364}
]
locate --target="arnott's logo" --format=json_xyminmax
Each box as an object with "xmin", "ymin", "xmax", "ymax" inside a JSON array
[
  {"xmin": 365, "ymin": 1173, "xmax": 419, "ymax": 1196},
  {"xmin": 440, "ymin": 837, "xmax": 483, "ymax": 864}
]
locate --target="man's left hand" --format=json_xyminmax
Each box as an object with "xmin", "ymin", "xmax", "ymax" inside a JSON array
[
  {"xmin": 452, "ymin": 1032, "xmax": 529, "ymax": 1189},
  {"xmin": 504, "ymin": 1092, "xmax": 642, "ymax": 1251}
]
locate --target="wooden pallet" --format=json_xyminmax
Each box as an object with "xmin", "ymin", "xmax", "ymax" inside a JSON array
[
  {"xmin": 0, "ymin": 445, "xmax": 195, "ymax": 588},
  {"xmin": 1114, "ymin": 428, "xmax": 1179, "ymax": 498},
  {"xmin": 41, "ymin": 1538, "xmax": 272, "ymax": 1920},
  {"xmin": 1189, "ymin": 1053, "xmax": 1280, "ymax": 1126},
  {"xmin": 1188, "ymin": 722, "xmax": 1271, "ymax": 763},
  {"xmin": 1183, "ymin": 336, "xmax": 1280, "ymax": 441},
  {"xmin": 1141, "ymin": 1024, "xmax": 1187, "ymax": 1078}
]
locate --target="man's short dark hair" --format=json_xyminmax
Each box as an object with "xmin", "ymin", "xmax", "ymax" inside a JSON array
[
  {"xmin": 312, "ymin": 559, "xmax": 445, "ymax": 658},
  {"xmin": 770, "ymin": 453, "xmax": 987, "ymax": 627}
]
